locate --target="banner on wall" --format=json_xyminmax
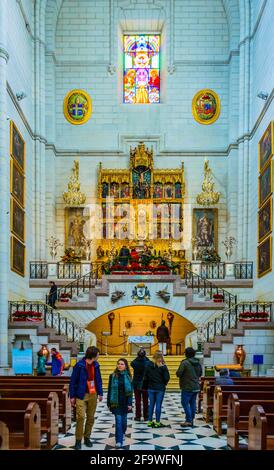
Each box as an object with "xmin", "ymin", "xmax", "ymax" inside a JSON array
[{"xmin": 12, "ymin": 347, "xmax": 33, "ymax": 374}]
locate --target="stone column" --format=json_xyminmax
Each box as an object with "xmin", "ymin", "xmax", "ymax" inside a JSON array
[{"xmin": 0, "ymin": 0, "xmax": 10, "ymax": 369}]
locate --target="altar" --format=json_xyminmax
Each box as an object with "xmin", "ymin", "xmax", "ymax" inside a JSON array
[{"xmin": 127, "ymin": 335, "xmax": 154, "ymax": 355}]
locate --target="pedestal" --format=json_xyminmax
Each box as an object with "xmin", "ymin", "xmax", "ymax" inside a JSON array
[{"xmin": 48, "ymin": 263, "xmax": 57, "ymax": 278}]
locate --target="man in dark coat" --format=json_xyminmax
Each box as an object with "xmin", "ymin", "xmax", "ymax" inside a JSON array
[
  {"xmin": 119, "ymin": 245, "xmax": 130, "ymax": 266},
  {"xmin": 131, "ymin": 348, "xmax": 149, "ymax": 421},
  {"xmin": 156, "ymin": 320, "xmax": 170, "ymax": 356},
  {"xmin": 48, "ymin": 281, "xmax": 57, "ymax": 308}
]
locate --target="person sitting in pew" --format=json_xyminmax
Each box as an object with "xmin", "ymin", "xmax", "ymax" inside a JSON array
[
  {"xmin": 215, "ymin": 368, "xmax": 234, "ymax": 385},
  {"xmin": 229, "ymin": 370, "xmax": 241, "ymax": 378}
]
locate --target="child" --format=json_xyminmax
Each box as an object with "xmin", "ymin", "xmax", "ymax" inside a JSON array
[{"xmin": 107, "ymin": 358, "xmax": 133, "ymax": 448}]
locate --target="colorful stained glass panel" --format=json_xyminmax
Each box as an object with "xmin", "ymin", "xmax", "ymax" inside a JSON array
[{"xmin": 123, "ymin": 35, "xmax": 160, "ymax": 104}]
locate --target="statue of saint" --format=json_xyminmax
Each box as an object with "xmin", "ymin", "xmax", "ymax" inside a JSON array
[
  {"xmin": 197, "ymin": 214, "xmax": 213, "ymax": 246},
  {"xmin": 69, "ymin": 214, "xmax": 86, "ymax": 247}
]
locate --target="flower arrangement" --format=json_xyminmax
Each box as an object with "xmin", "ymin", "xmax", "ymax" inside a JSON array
[
  {"xmin": 239, "ymin": 311, "xmax": 269, "ymax": 322},
  {"xmin": 60, "ymin": 248, "xmax": 81, "ymax": 263},
  {"xmin": 213, "ymin": 293, "xmax": 224, "ymax": 303},
  {"xmin": 12, "ymin": 310, "xmax": 43, "ymax": 322},
  {"xmin": 59, "ymin": 292, "xmax": 72, "ymax": 302}
]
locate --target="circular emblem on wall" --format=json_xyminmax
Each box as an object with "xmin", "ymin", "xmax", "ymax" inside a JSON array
[
  {"xmin": 192, "ymin": 89, "xmax": 220, "ymax": 125},
  {"xmin": 63, "ymin": 89, "xmax": 92, "ymax": 125}
]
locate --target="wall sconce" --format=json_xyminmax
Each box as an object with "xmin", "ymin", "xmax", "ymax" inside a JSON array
[
  {"xmin": 257, "ymin": 91, "xmax": 268, "ymax": 101},
  {"xmin": 16, "ymin": 92, "xmax": 27, "ymax": 101}
]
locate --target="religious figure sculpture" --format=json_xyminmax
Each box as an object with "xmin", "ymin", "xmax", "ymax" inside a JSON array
[
  {"xmin": 197, "ymin": 214, "xmax": 213, "ymax": 246},
  {"xmin": 69, "ymin": 214, "xmax": 86, "ymax": 247},
  {"xmin": 234, "ymin": 345, "xmax": 246, "ymax": 366}
]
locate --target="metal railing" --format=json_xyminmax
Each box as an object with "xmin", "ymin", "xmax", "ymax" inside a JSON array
[
  {"xmin": 199, "ymin": 301, "xmax": 273, "ymax": 345},
  {"xmin": 188, "ymin": 261, "xmax": 253, "ymax": 279},
  {"xmin": 9, "ymin": 301, "xmax": 85, "ymax": 343},
  {"xmin": 182, "ymin": 266, "xmax": 237, "ymax": 310},
  {"xmin": 234, "ymin": 262, "xmax": 253, "ymax": 279},
  {"xmin": 30, "ymin": 262, "xmax": 48, "ymax": 279}
]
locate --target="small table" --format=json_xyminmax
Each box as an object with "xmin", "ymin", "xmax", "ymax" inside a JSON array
[{"xmin": 128, "ymin": 336, "xmax": 154, "ymax": 355}]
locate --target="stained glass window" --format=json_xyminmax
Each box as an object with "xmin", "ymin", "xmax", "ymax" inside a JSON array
[{"xmin": 123, "ymin": 35, "xmax": 160, "ymax": 104}]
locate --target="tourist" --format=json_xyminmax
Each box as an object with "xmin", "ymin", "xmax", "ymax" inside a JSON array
[
  {"xmin": 176, "ymin": 347, "xmax": 202, "ymax": 427},
  {"xmin": 69, "ymin": 346, "xmax": 103, "ymax": 450},
  {"xmin": 47, "ymin": 348, "xmax": 64, "ymax": 376},
  {"xmin": 215, "ymin": 368, "xmax": 234, "ymax": 385},
  {"xmin": 142, "ymin": 351, "xmax": 170, "ymax": 428},
  {"xmin": 107, "ymin": 358, "xmax": 133, "ymax": 449},
  {"xmin": 48, "ymin": 281, "xmax": 57, "ymax": 309},
  {"xmin": 131, "ymin": 348, "xmax": 149, "ymax": 421},
  {"xmin": 36, "ymin": 346, "xmax": 49, "ymax": 376}
]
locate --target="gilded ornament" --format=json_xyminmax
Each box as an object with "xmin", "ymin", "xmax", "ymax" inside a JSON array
[
  {"xmin": 63, "ymin": 89, "xmax": 92, "ymax": 125},
  {"xmin": 63, "ymin": 160, "xmax": 86, "ymax": 206},
  {"xmin": 196, "ymin": 159, "xmax": 220, "ymax": 206}
]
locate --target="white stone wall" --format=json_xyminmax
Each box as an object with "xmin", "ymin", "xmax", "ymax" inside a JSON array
[{"xmin": 203, "ymin": 328, "xmax": 274, "ymax": 376}]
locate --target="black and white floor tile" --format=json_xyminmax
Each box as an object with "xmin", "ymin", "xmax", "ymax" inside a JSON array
[{"xmin": 52, "ymin": 393, "xmax": 246, "ymax": 451}]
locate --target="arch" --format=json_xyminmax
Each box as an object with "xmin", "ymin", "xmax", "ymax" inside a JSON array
[
  {"xmin": 45, "ymin": 0, "xmax": 64, "ymax": 51},
  {"xmin": 85, "ymin": 305, "xmax": 196, "ymax": 356}
]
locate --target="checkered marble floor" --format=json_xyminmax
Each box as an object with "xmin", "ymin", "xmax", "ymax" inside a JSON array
[{"xmin": 52, "ymin": 393, "xmax": 246, "ymax": 451}]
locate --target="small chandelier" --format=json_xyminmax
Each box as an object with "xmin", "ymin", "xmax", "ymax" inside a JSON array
[
  {"xmin": 63, "ymin": 160, "xmax": 86, "ymax": 206},
  {"xmin": 196, "ymin": 159, "xmax": 220, "ymax": 206}
]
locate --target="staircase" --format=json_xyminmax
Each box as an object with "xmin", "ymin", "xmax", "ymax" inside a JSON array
[
  {"xmin": 99, "ymin": 355, "xmax": 184, "ymax": 391},
  {"xmin": 9, "ymin": 301, "xmax": 85, "ymax": 356}
]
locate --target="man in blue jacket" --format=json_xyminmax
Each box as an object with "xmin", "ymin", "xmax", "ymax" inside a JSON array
[{"xmin": 69, "ymin": 346, "xmax": 103, "ymax": 450}]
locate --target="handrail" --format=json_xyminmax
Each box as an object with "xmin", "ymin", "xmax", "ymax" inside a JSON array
[
  {"xmin": 198, "ymin": 301, "xmax": 273, "ymax": 345},
  {"xmin": 9, "ymin": 300, "xmax": 85, "ymax": 344},
  {"xmin": 182, "ymin": 266, "xmax": 237, "ymax": 309}
]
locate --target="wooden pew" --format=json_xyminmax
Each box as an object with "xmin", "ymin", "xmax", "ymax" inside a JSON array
[
  {"xmin": 203, "ymin": 380, "xmax": 274, "ymax": 422},
  {"xmin": 0, "ymin": 392, "xmax": 58, "ymax": 448},
  {"xmin": 0, "ymin": 402, "xmax": 41, "ymax": 449},
  {"xmin": 0, "ymin": 421, "xmax": 9, "ymax": 450},
  {"xmin": 213, "ymin": 386, "xmax": 274, "ymax": 435},
  {"xmin": 227, "ymin": 393, "xmax": 274, "ymax": 449},
  {"xmin": 0, "ymin": 385, "xmax": 71, "ymax": 433},
  {"xmin": 198, "ymin": 376, "xmax": 274, "ymax": 414},
  {"xmin": 248, "ymin": 405, "xmax": 274, "ymax": 450}
]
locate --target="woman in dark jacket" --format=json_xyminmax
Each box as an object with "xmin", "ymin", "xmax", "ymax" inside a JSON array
[
  {"xmin": 142, "ymin": 351, "xmax": 170, "ymax": 428},
  {"xmin": 131, "ymin": 348, "xmax": 149, "ymax": 421},
  {"xmin": 107, "ymin": 358, "xmax": 133, "ymax": 449}
]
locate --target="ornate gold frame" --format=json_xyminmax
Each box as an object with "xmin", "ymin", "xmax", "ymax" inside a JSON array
[
  {"xmin": 10, "ymin": 160, "xmax": 25, "ymax": 208},
  {"xmin": 63, "ymin": 89, "xmax": 92, "ymax": 125},
  {"xmin": 258, "ymin": 197, "xmax": 272, "ymax": 244},
  {"xmin": 257, "ymin": 235, "xmax": 272, "ymax": 278},
  {"xmin": 192, "ymin": 208, "xmax": 218, "ymax": 253},
  {"xmin": 10, "ymin": 197, "xmax": 25, "ymax": 243},
  {"xmin": 10, "ymin": 120, "xmax": 25, "ymax": 172},
  {"xmin": 258, "ymin": 121, "xmax": 274, "ymax": 173},
  {"xmin": 192, "ymin": 89, "xmax": 220, "ymax": 125},
  {"xmin": 11, "ymin": 236, "xmax": 25, "ymax": 277},
  {"xmin": 258, "ymin": 160, "xmax": 272, "ymax": 208}
]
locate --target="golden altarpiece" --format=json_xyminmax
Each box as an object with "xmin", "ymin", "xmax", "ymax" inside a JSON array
[{"xmin": 95, "ymin": 142, "xmax": 186, "ymax": 268}]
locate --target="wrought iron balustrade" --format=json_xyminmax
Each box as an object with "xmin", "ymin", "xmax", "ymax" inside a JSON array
[
  {"xmin": 30, "ymin": 262, "xmax": 48, "ymax": 279},
  {"xmin": 201, "ymin": 302, "xmax": 273, "ymax": 344},
  {"xmin": 234, "ymin": 262, "xmax": 253, "ymax": 279},
  {"xmin": 182, "ymin": 266, "xmax": 237, "ymax": 310},
  {"xmin": 9, "ymin": 301, "xmax": 85, "ymax": 343}
]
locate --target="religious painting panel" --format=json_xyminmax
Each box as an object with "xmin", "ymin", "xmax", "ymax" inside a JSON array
[
  {"xmin": 175, "ymin": 182, "xmax": 182, "ymax": 198},
  {"xmin": 11, "ymin": 236, "xmax": 25, "ymax": 277},
  {"xmin": 123, "ymin": 35, "xmax": 160, "ymax": 104},
  {"xmin": 257, "ymin": 235, "xmax": 272, "ymax": 278},
  {"xmin": 164, "ymin": 183, "xmax": 173, "ymax": 198},
  {"xmin": 259, "ymin": 161, "xmax": 272, "ymax": 207},
  {"xmin": 120, "ymin": 182, "xmax": 130, "ymax": 198},
  {"xmin": 10, "ymin": 121, "xmax": 25, "ymax": 172},
  {"xmin": 153, "ymin": 182, "xmax": 163, "ymax": 198},
  {"xmin": 11, "ymin": 198, "xmax": 25, "ymax": 242},
  {"xmin": 259, "ymin": 122, "xmax": 274, "ymax": 173},
  {"xmin": 193, "ymin": 208, "xmax": 218, "ymax": 259},
  {"xmin": 63, "ymin": 89, "xmax": 92, "ymax": 125},
  {"xmin": 102, "ymin": 182, "xmax": 109, "ymax": 198},
  {"xmin": 132, "ymin": 168, "xmax": 151, "ymax": 198},
  {"xmin": 192, "ymin": 89, "xmax": 220, "ymax": 125},
  {"xmin": 65, "ymin": 207, "xmax": 90, "ymax": 258},
  {"xmin": 258, "ymin": 197, "xmax": 272, "ymax": 243},
  {"xmin": 110, "ymin": 182, "xmax": 119, "ymax": 198},
  {"xmin": 10, "ymin": 160, "xmax": 25, "ymax": 208}
]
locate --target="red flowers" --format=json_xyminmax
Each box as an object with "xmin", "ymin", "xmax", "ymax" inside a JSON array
[
  {"xmin": 239, "ymin": 311, "xmax": 269, "ymax": 322},
  {"xmin": 213, "ymin": 293, "xmax": 224, "ymax": 303},
  {"xmin": 12, "ymin": 310, "xmax": 42, "ymax": 322}
]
